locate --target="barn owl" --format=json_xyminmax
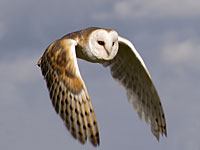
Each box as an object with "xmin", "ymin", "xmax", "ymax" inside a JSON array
[{"xmin": 37, "ymin": 27, "xmax": 167, "ymax": 146}]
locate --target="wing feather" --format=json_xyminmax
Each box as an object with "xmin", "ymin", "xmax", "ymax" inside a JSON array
[
  {"xmin": 38, "ymin": 38, "xmax": 100, "ymax": 146},
  {"xmin": 105, "ymin": 36, "xmax": 167, "ymax": 140}
]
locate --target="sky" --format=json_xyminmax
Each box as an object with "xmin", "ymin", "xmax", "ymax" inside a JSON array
[{"xmin": 0, "ymin": 0, "xmax": 200, "ymax": 149}]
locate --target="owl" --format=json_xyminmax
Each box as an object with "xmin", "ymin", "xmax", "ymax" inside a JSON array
[{"xmin": 37, "ymin": 27, "xmax": 167, "ymax": 146}]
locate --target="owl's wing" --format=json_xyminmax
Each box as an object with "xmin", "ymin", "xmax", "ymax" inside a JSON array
[
  {"xmin": 38, "ymin": 38, "xmax": 99, "ymax": 146},
  {"xmin": 104, "ymin": 36, "xmax": 167, "ymax": 140}
]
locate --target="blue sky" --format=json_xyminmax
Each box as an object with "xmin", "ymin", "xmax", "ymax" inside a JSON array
[{"xmin": 0, "ymin": 0, "xmax": 200, "ymax": 149}]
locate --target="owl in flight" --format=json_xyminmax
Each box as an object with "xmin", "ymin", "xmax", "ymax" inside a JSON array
[{"xmin": 37, "ymin": 27, "xmax": 167, "ymax": 146}]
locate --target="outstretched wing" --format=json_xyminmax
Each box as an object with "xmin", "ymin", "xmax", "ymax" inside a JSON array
[
  {"xmin": 105, "ymin": 36, "xmax": 167, "ymax": 140},
  {"xmin": 38, "ymin": 38, "xmax": 99, "ymax": 146}
]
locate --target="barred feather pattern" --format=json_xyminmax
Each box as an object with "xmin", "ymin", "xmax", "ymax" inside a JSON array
[
  {"xmin": 105, "ymin": 41, "xmax": 167, "ymax": 140},
  {"xmin": 38, "ymin": 39, "xmax": 100, "ymax": 146}
]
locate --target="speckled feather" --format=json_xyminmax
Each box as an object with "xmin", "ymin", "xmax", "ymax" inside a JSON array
[
  {"xmin": 38, "ymin": 38, "xmax": 100, "ymax": 146},
  {"xmin": 105, "ymin": 40, "xmax": 167, "ymax": 140},
  {"xmin": 38, "ymin": 27, "xmax": 167, "ymax": 146}
]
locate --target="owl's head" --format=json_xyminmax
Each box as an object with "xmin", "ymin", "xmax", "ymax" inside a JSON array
[{"xmin": 85, "ymin": 28, "xmax": 119, "ymax": 61}]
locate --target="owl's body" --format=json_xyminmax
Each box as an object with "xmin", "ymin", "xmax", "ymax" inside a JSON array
[{"xmin": 38, "ymin": 27, "xmax": 167, "ymax": 146}]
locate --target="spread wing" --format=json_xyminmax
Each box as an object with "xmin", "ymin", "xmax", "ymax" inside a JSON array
[
  {"xmin": 105, "ymin": 36, "xmax": 167, "ymax": 140},
  {"xmin": 38, "ymin": 38, "xmax": 99, "ymax": 146}
]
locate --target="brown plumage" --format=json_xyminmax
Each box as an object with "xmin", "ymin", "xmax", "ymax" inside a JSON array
[
  {"xmin": 38, "ymin": 27, "xmax": 167, "ymax": 146},
  {"xmin": 38, "ymin": 38, "xmax": 99, "ymax": 146}
]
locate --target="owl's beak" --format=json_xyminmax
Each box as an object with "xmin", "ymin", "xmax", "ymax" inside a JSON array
[
  {"xmin": 104, "ymin": 42, "xmax": 112, "ymax": 56},
  {"xmin": 104, "ymin": 47, "xmax": 110, "ymax": 56}
]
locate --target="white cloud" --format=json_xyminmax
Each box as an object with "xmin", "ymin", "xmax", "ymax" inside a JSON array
[
  {"xmin": 0, "ymin": 52, "xmax": 40, "ymax": 105},
  {"xmin": 161, "ymin": 39, "xmax": 200, "ymax": 67},
  {"xmin": 92, "ymin": 0, "xmax": 200, "ymax": 20},
  {"xmin": 0, "ymin": 54, "xmax": 38, "ymax": 83}
]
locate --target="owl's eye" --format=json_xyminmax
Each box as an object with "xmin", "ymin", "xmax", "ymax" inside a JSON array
[
  {"xmin": 112, "ymin": 42, "xmax": 115, "ymax": 46},
  {"xmin": 97, "ymin": 41, "xmax": 105, "ymax": 46}
]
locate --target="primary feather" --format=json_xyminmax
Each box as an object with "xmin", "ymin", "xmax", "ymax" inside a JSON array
[
  {"xmin": 38, "ymin": 38, "xmax": 99, "ymax": 146},
  {"xmin": 105, "ymin": 36, "xmax": 167, "ymax": 140}
]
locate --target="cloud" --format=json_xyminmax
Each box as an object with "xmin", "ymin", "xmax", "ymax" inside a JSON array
[
  {"xmin": 0, "ymin": 52, "xmax": 39, "ymax": 105},
  {"xmin": 92, "ymin": 0, "xmax": 200, "ymax": 20},
  {"xmin": 161, "ymin": 38, "xmax": 200, "ymax": 68},
  {"xmin": 0, "ymin": 0, "xmax": 103, "ymax": 52}
]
